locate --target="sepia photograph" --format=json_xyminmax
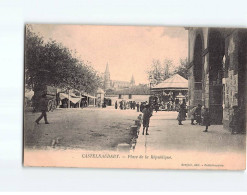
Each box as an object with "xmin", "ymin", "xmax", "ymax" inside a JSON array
[{"xmin": 23, "ymin": 24, "xmax": 246, "ymax": 170}]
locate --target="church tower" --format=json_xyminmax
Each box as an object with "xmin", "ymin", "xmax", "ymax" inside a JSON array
[
  {"xmin": 130, "ymin": 74, "xmax": 135, "ymax": 86},
  {"xmin": 104, "ymin": 63, "xmax": 111, "ymax": 90}
]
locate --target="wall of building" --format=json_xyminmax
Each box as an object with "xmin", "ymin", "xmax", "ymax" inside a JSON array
[{"xmin": 188, "ymin": 27, "xmax": 246, "ymax": 131}]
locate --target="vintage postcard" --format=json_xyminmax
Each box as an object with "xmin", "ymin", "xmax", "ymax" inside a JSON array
[{"xmin": 24, "ymin": 24, "xmax": 246, "ymax": 170}]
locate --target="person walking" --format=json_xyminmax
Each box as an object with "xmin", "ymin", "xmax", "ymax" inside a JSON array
[
  {"xmin": 202, "ymin": 108, "xmax": 210, "ymax": 132},
  {"xmin": 115, "ymin": 100, "xmax": 118, "ymax": 109},
  {"xmin": 35, "ymin": 94, "xmax": 49, "ymax": 124},
  {"xmin": 142, "ymin": 104, "xmax": 152, "ymax": 135}
]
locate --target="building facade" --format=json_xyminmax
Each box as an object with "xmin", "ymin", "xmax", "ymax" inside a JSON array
[
  {"xmin": 187, "ymin": 27, "xmax": 246, "ymax": 131},
  {"xmin": 103, "ymin": 63, "xmax": 135, "ymax": 90}
]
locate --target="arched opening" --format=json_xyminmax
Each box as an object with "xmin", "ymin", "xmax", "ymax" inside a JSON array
[
  {"xmin": 238, "ymin": 30, "xmax": 247, "ymax": 133},
  {"xmin": 208, "ymin": 29, "xmax": 225, "ymax": 124},
  {"xmin": 193, "ymin": 34, "xmax": 203, "ymax": 105}
]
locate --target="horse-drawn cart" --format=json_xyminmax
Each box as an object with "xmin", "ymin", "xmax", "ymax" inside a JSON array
[{"xmin": 32, "ymin": 85, "xmax": 58, "ymax": 112}]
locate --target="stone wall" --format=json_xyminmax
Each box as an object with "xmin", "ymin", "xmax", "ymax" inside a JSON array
[{"xmin": 187, "ymin": 27, "xmax": 246, "ymax": 131}]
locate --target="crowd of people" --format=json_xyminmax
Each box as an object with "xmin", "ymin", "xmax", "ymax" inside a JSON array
[
  {"xmin": 34, "ymin": 95, "xmax": 244, "ymax": 135},
  {"xmin": 177, "ymin": 103, "xmax": 211, "ymax": 132},
  {"xmin": 114, "ymin": 100, "xmax": 149, "ymax": 113}
]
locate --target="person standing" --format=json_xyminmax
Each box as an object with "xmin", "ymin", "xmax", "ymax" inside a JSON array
[
  {"xmin": 133, "ymin": 101, "xmax": 136, "ymax": 110},
  {"xmin": 202, "ymin": 108, "xmax": 210, "ymax": 132},
  {"xmin": 177, "ymin": 105, "xmax": 183, "ymax": 125},
  {"xmin": 140, "ymin": 102, "xmax": 144, "ymax": 112},
  {"xmin": 195, "ymin": 104, "xmax": 202, "ymax": 125},
  {"xmin": 35, "ymin": 94, "xmax": 49, "ymax": 124},
  {"xmin": 136, "ymin": 102, "xmax": 140, "ymax": 112},
  {"xmin": 130, "ymin": 101, "xmax": 133, "ymax": 109},
  {"xmin": 115, "ymin": 100, "xmax": 118, "ymax": 109},
  {"xmin": 167, "ymin": 101, "xmax": 170, "ymax": 111},
  {"xmin": 120, "ymin": 101, "xmax": 123, "ymax": 110},
  {"xmin": 142, "ymin": 104, "xmax": 152, "ymax": 135},
  {"xmin": 180, "ymin": 100, "xmax": 187, "ymax": 120},
  {"xmin": 154, "ymin": 103, "xmax": 159, "ymax": 113},
  {"xmin": 190, "ymin": 106, "xmax": 197, "ymax": 125},
  {"xmin": 124, "ymin": 101, "xmax": 126, "ymax": 110}
]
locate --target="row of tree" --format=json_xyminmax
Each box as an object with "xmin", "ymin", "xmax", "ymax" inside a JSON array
[
  {"xmin": 146, "ymin": 58, "xmax": 188, "ymax": 85},
  {"xmin": 25, "ymin": 25, "xmax": 103, "ymax": 94}
]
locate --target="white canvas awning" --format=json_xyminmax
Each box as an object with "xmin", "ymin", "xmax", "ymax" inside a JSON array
[
  {"xmin": 59, "ymin": 93, "xmax": 82, "ymax": 103},
  {"xmin": 70, "ymin": 97, "xmax": 81, "ymax": 104},
  {"xmin": 59, "ymin": 93, "xmax": 68, "ymax": 100}
]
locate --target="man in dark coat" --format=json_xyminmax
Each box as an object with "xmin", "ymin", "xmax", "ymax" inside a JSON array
[
  {"xmin": 35, "ymin": 94, "xmax": 49, "ymax": 124},
  {"xmin": 142, "ymin": 104, "xmax": 153, "ymax": 135},
  {"xmin": 177, "ymin": 105, "xmax": 183, "ymax": 125},
  {"xmin": 140, "ymin": 102, "xmax": 144, "ymax": 112},
  {"xmin": 180, "ymin": 100, "xmax": 187, "ymax": 120},
  {"xmin": 202, "ymin": 108, "xmax": 210, "ymax": 132},
  {"xmin": 136, "ymin": 102, "xmax": 140, "ymax": 112}
]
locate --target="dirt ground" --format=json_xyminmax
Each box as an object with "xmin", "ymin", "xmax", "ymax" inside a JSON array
[{"xmin": 24, "ymin": 107, "xmax": 139, "ymax": 151}]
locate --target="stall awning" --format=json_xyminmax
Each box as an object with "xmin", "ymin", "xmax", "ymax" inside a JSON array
[
  {"xmin": 59, "ymin": 93, "xmax": 68, "ymax": 100},
  {"xmin": 81, "ymin": 93, "xmax": 96, "ymax": 99},
  {"xmin": 59, "ymin": 93, "xmax": 82, "ymax": 103},
  {"xmin": 70, "ymin": 97, "xmax": 81, "ymax": 104}
]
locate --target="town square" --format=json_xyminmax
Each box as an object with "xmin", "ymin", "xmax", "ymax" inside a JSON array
[{"xmin": 24, "ymin": 24, "xmax": 246, "ymax": 169}]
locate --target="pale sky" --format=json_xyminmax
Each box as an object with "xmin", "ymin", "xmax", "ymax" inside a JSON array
[{"xmin": 30, "ymin": 24, "xmax": 188, "ymax": 84}]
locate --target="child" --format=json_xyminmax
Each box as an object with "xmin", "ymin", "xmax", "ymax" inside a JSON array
[
  {"xmin": 136, "ymin": 114, "xmax": 143, "ymax": 135},
  {"xmin": 203, "ymin": 108, "xmax": 210, "ymax": 132},
  {"xmin": 137, "ymin": 114, "xmax": 142, "ymax": 125}
]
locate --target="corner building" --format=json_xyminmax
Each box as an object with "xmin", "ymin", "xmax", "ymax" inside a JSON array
[{"xmin": 187, "ymin": 27, "xmax": 247, "ymax": 130}]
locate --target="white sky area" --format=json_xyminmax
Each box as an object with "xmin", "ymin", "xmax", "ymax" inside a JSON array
[{"xmin": 30, "ymin": 24, "xmax": 188, "ymax": 84}]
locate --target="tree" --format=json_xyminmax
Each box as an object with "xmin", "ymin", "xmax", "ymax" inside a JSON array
[
  {"xmin": 25, "ymin": 25, "xmax": 102, "ymax": 94},
  {"xmin": 146, "ymin": 59, "xmax": 163, "ymax": 84},
  {"xmin": 163, "ymin": 59, "xmax": 173, "ymax": 80},
  {"xmin": 173, "ymin": 58, "xmax": 189, "ymax": 79},
  {"xmin": 146, "ymin": 58, "xmax": 174, "ymax": 84}
]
